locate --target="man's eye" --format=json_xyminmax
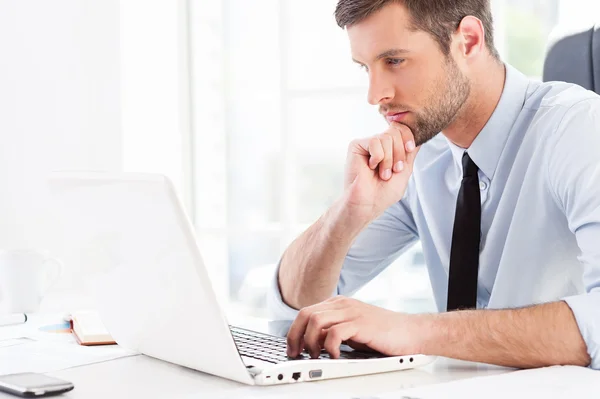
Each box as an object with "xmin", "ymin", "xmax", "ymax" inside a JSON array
[
  {"xmin": 386, "ymin": 58, "xmax": 405, "ymax": 66},
  {"xmin": 358, "ymin": 64, "xmax": 369, "ymax": 72}
]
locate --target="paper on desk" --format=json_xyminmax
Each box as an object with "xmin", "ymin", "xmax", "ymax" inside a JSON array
[
  {"xmin": 365, "ymin": 366, "xmax": 600, "ymax": 399},
  {"xmin": 0, "ymin": 313, "xmax": 70, "ymax": 342},
  {"xmin": 0, "ymin": 338, "xmax": 138, "ymax": 375},
  {"xmin": 0, "ymin": 313, "xmax": 139, "ymax": 375},
  {"xmin": 0, "ymin": 338, "xmax": 31, "ymax": 349},
  {"xmin": 0, "ymin": 323, "xmax": 31, "ymax": 341}
]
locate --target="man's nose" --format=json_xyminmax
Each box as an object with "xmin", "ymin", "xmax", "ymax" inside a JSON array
[{"xmin": 367, "ymin": 73, "xmax": 394, "ymax": 106}]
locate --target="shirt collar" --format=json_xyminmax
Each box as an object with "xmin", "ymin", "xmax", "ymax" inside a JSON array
[{"xmin": 446, "ymin": 64, "xmax": 531, "ymax": 180}]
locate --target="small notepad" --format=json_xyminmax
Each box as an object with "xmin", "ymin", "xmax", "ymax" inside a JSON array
[{"xmin": 71, "ymin": 311, "xmax": 116, "ymax": 346}]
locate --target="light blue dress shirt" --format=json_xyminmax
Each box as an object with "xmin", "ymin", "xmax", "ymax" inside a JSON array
[{"xmin": 268, "ymin": 64, "xmax": 600, "ymax": 369}]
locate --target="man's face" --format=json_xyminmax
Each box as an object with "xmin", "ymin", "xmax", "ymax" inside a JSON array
[{"xmin": 348, "ymin": 3, "xmax": 471, "ymax": 146}]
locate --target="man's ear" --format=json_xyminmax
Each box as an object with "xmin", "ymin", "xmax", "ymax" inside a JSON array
[{"xmin": 454, "ymin": 16, "xmax": 485, "ymax": 60}]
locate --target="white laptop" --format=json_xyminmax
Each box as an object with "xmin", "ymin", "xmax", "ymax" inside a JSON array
[{"xmin": 49, "ymin": 172, "xmax": 434, "ymax": 385}]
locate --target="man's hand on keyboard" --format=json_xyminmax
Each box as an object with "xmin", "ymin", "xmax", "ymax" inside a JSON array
[{"xmin": 286, "ymin": 296, "xmax": 427, "ymax": 359}]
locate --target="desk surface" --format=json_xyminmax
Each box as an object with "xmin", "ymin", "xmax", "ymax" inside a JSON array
[
  {"xmin": 42, "ymin": 355, "xmax": 510, "ymax": 399},
  {"xmin": 0, "ymin": 309, "xmax": 513, "ymax": 399}
]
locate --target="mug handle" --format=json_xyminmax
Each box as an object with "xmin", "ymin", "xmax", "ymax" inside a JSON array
[{"xmin": 41, "ymin": 257, "xmax": 64, "ymax": 295}]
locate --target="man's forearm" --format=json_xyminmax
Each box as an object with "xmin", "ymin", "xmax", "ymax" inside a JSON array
[
  {"xmin": 417, "ymin": 301, "xmax": 590, "ymax": 368},
  {"xmin": 278, "ymin": 197, "xmax": 371, "ymax": 310}
]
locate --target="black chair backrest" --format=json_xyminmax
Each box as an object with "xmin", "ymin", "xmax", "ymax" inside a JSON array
[{"xmin": 543, "ymin": 24, "xmax": 600, "ymax": 93}]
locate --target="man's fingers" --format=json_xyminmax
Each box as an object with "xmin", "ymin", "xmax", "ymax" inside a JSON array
[
  {"xmin": 287, "ymin": 306, "xmax": 316, "ymax": 357},
  {"xmin": 394, "ymin": 123, "xmax": 420, "ymax": 164},
  {"xmin": 303, "ymin": 309, "xmax": 354, "ymax": 358},
  {"xmin": 323, "ymin": 322, "xmax": 359, "ymax": 359},
  {"xmin": 318, "ymin": 329, "xmax": 327, "ymax": 348},
  {"xmin": 368, "ymin": 137, "xmax": 384, "ymax": 170},
  {"xmin": 390, "ymin": 131, "xmax": 406, "ymax": 173},
  {"xmin": 379, "ymin": 135, "xmax": 393, "ymax": 180},
  {"xmin": 396, "ymin": 123, "xmax": 416, "ymax": 153},
  {"xmin": 286, "ymin": 301, "xmax": 345, "ymax": 357}
]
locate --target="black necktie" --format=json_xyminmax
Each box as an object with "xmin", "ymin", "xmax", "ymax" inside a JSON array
[{"xmin": 447, "ymin": 152, "xmax": 481, "ymax": 311}]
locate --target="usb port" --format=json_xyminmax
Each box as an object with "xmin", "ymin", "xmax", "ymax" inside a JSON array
[{"xmin": 308, "ymin": 369, "xmax": 322, "ymax": 379}]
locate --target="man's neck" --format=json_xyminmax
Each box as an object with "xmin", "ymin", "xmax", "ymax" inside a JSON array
[{"xmin": 443, "ymin": 62, "xmax": 506, "ymax": 149}]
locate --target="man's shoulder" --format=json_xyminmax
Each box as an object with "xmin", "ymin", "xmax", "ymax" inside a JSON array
[
  {"xmin": 530, "ymin": 82, "xmax": 600, "ymax": 180},
  {"xmin": 524, "ymin": 79, "xmax": 600, "ymax": 114}
]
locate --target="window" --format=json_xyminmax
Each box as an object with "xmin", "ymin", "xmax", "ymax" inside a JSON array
[
  {"xmin": 493, "ymin": 0, "xmax": 560, "ymax": 78},
  {"xmin": 187, "ymin": 0, "xmax": 596, "ymax": 317}
]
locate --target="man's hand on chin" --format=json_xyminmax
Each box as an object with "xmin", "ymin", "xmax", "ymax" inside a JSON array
[{"xmin": 286, "ymin": 296, "xmax": 429, "ymax": 359}]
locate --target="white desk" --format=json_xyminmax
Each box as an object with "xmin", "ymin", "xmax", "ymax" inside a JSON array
[
  {"xmin": 0, "ymin": 311, "xmax": 513, "ymax": 399},
  {"xmin": 40, "ymin": 355, "xmax": 511, "ymax": 399}
]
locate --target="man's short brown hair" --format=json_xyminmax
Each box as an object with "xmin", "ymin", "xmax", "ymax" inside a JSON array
[{"xmin": 335, "ymin": 0, "xmax": 500, "ymax": 60}]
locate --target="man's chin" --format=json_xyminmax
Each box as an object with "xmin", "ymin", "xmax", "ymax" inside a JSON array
[
  {"xmin": 393, "ymin": 121, "xmax": 423, "ymax": 142},
  {"xmin": 414, "ymin": 130, "xmax": 442, "ymax": 147},
  {"xmin": 388, "ymin": 120, "xmax": 441, "ymax": 147},
  {"xmin": 390, "ymin": 120, "xmax": 413, "ymax": 131}
]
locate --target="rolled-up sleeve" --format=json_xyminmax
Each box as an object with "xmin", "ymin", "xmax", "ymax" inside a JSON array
[
  {"xmin": 549, "ymin": 98, "xmax": 600, "ymax": 369},
  {"xmin": 563, "ymin": 293, "xmax": 600, "ymax": 369},
  {"xmin": 267, "ymin": 193, "xmax": 419, "ymax": 320},
  {"xmin": 266, "ymin": 262, "xmax": 309, "ymax": 320}
]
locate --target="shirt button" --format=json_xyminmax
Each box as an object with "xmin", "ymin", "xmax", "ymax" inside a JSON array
[{"xmin": 479, "ymin": 181, "xmax": 488, "ymax": 191}]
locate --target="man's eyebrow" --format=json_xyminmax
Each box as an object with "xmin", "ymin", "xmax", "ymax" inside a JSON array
[
  {"xmin": 375, "ymin": 48, "xmax": 410, "ymax": 60},
  {"xmin": 352, "ymin": 48, "xmax": 410, "ymax": 65}
]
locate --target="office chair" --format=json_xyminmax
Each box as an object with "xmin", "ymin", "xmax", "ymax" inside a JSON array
[{"xmin": 543, "ymin": 23, "xmax": 600, "ymax": 93}]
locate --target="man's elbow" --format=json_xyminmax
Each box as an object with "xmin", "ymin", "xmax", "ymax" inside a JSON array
[{"xmin": 569, "ymin": 349, "xmax": 592, "ymax": 368}]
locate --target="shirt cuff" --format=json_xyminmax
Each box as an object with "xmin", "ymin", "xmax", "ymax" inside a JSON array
[
  {"xmin": 266, "ymin": 261, "xmax": 341, "ymax": 321},
  {"xmin": 563, "ymin": 292, "xmax": 600, "ymax": 370},
  {"xmin": 266, "ymin": 262, "xmax": 301, "ymax": 321}
]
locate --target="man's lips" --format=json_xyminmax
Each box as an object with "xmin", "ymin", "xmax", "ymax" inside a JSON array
[{"xmin": 385, "ymin": 112, "xmax": 409, "ymax": 123}]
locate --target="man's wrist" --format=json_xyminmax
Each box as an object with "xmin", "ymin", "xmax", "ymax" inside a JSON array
[
  {"xmin": 389, "ymin": 312, "xmax": 442, "ymax": 356},
  {"xmin": 324, "ymin": 194, "xmax": 375, "ymax": 241},
  {"xmin": 411, "ymin": 313, "xmax": 443, "ymax": 355}
]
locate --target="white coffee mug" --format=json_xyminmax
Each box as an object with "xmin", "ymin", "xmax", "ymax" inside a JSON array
[{"xmin": 0, "ymin": 249, "xmax": 63, "ymax": 313}]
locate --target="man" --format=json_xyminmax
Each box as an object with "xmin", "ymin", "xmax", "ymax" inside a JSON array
[{"xmin": 268, "ymin": 0, "xmax": 600, "ymax": 369}]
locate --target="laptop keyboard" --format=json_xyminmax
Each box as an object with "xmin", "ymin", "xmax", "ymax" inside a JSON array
[
  {"xmin": 231, "ymin": 326, "xmax": 293, "ymax": 364},
  {"xmin": 230, "ymin": 326, "xmax": 382, "ymax": 364}
]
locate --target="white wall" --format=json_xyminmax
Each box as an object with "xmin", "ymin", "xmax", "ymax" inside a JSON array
[
  {"xmin": 558, "ymin": 0, "xmax": 600, "ymax": 26},
  {"xmin": 120, "ymin": 0, "xmax": 192, "ymax": 212},
  {"xmin": 121, "ymin": 0, "xmax": 227, "ymax": 299},
  {"xmin": 0, "ymin": 1, "xmax": 122, "ymax": 294}
]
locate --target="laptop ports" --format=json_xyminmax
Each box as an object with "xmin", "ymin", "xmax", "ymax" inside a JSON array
[
  {"xmin": 292, "ymin": 372, "xmax": 301, "ymax": 381},
  {"xmin": 308, "ymin": 370, "xmax": 322, "ymax": 379}
]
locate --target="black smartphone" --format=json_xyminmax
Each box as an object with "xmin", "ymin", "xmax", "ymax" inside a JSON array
[{"xmin": 0, "ymin": 373, "xmax": 74, "ymax": 397}]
